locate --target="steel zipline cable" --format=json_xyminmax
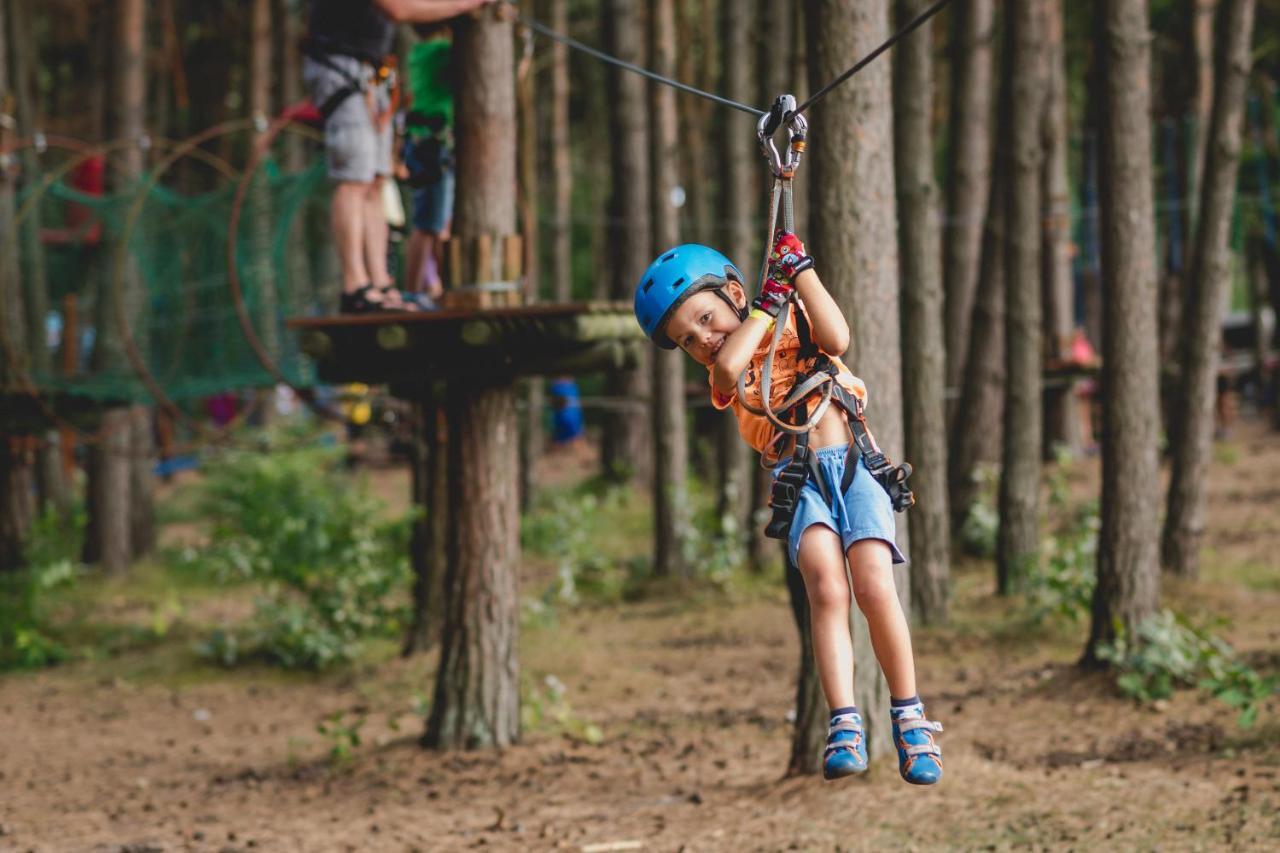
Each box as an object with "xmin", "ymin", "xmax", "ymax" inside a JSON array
[{"xmin": 509, "ymin": 0, "xmax": 954, "ymax": 119}]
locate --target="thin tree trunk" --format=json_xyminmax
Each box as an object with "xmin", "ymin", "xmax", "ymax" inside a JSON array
[
  {"xmin": 1040, "ymin": 0, "xmax": 1081, "ymax": 458},
  {"xmin": 0, "ymin": 0, "xmax": 34, "ymax": 569},
  {"xmin": 806, "ymin": 0, "xmax": 907, "ymax": 762},
  {"xmin": 1163, "ymin": 0, "xmax": 1257, "ymax": 579},
  {"xmin": 715, "ymin": 0, "xmax": 753, "ymax": 546},
  {"xmin": 600, "ymin": 0, "xmax": 652, "ymax": 485},
  {"xmin": 518, "ymin": 5, "xmax": 543, "ymax": 511},
  {"xmin": 403, "ymin": 400, "xmax": 446, "ymax": 656},
  {"xmin": 424, "ymin": 6, "xmax": 520, "ymax": 750},
  {"xmin": 943, "ymin": 0, "xmax": 995, "ymax": 396},
  {"xmin": 650, "ymin": 0, "xmax": 690, "ymax": 579},
  {"xmin": 784, "ymin": 554, "xmax": 826, "ymax": 776},
  {"xmin": 894, "ymin": 0, "xmax": 949, "ymax": 623},
  {"xmin": 997, "ymin": 0, "xmax": 1046, "ymax": 594},
  {"xmin": 549, "ymin": 0, "xmax": 571, "ymax": 302},
  {"xmin": 1189, "ymin": 0, "xmax": 1220, "ymax": 216},
  {"xmin": 85, "ymin": 0, "xmax": 147, "ymax": 573},
  {"xmin": 1083, "ymin": 0, "xmax": 1164, "ymax": 664},
  {"xmin": 10, "ymin": 0, "xmax": 64, "ymax": 516},
  {"xmin": 949, "ymin": 163, "xmax": 1006, "ymax": 527}
]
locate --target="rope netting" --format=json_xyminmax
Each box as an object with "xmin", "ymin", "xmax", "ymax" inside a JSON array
[{"xmin": 8, "ymin": 135, "xmax": 336, "ymax": 413}]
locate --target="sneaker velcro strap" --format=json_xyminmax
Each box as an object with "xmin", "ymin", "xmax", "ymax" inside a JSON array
[
  {"xmin": 896, "ymin": 718, "xmax": 943, "ymax": 734},
  {"xmin": 828, "ymin": 719, "xmax": 863, "ymax": 736},
  {"xmin": 903, "ymin": 742, "xmax": 941, "ymax": 757}
]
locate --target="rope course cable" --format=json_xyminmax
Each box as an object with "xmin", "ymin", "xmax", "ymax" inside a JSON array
[
  {"xmin": 509, "ymin": 0, "xmax": 955, "ymax": 121},
  {"xmin": 511, "ymin": 7, "xmax": 764, "ymax": 117}
]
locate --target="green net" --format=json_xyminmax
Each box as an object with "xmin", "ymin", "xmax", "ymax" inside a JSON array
[{"xmin": 12, "ymin": 152, "xmax": 337, "ymax": 407}]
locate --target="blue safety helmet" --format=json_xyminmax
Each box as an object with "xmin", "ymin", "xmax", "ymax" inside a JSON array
[{"xmin": 633, "ymin": 244, "xmax": 743, "ymax": 349}]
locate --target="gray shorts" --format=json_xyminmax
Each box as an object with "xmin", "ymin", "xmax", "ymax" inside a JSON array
[{"xmin": 303, "ymin": 55, "xmax": 392, "ymax": 183}]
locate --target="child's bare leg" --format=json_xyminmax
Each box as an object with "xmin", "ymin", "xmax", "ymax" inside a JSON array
[
  {"xmin": 846, "ymin": 538, "xmax": 917, "ymax": 700},
  {"xmin": 796, "ymin": 524, "xmax": 855, "ymax": 710}
]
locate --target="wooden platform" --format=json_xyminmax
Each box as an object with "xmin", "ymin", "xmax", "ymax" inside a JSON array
[{"xmin": 286, "ymin": 302, "xmax": 646, "ymax": 388}]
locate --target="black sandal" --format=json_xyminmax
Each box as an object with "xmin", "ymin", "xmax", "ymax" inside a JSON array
[{"xmin": 339, "ymin": 284, "xmax": 412, "ymax": 315}]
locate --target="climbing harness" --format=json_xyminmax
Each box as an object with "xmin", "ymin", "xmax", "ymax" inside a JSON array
[
  {"xmin": 744, "ymin": 95, "xmax": 915, "ymax": 539},
  {"xmin": 304, "ymin": 45, "xmax": 399, "ymax": 130}
]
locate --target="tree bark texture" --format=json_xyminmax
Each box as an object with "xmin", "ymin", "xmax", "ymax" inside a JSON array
[
  {"xmin": 894, "ymin": 0, "xmax": 950, "ymax": 624},
  {"xmin": 0, "ymin": 0, "xmax": 34, "ymax": 571},
  {"xmin": 1040, "ymin": 0, "xmax": 1081, "ymax": 457},
  {"xmin": 943, "ymin": 0, "xmax": 995, "ymax": 395},
  {"xmin": 425, "ymin": 383, "xmax": 521, "ymax": 749},
  {"xmin": 784, "ymin": 554, "xmax": 827, "ymax": 775},
  {"xmin": 404, "ymin": 401, "xmax": 447, "ymax": 656},
  {"xmin": 806, "ymin": 0, "xmax": 907, "ymax": 762},
  {"xmin": 84, "ymin": 0, "xmax": 147, "ymax": 573},
  {"xmin": 1162, "ymin": 0, "xmax": 1257, "ymax": 579},
  {"xmin": 549, "ymin": 0, "xmax": 572, "ymax": 302},
  {"xmin": 996, "ymin": 0, "xmax": 1046, "ymax": 594},
  {"xmin": 715, "ymin": 0, "xmax": 754, "ymax": 546},
  {"xmin": 650, "ymin": 0, "xmax": 691, "ymax": 578},
  {"xmin": 949, "ymin": 159, "xmax": 1006, "ymax": 527},
  {"xmin": 425, "ymin": 7, "xmax": 521, "ymax": 750},
  {"xmin": 601, "ymin": 0, "xmax": 652, "ymax": 484},
  {"xmin": 1084, "ymin": 0, "xmax": 1165, "ymax": 662}
]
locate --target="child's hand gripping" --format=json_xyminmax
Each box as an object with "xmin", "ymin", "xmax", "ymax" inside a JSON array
[{"xmin": 751, "ymin": 230, "xmax": 815, "ymax": 320}]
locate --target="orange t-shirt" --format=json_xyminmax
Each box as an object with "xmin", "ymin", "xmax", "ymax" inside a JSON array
[{"xmin": 709, "ymin": 302, "xmax": 867, "ymax": 464}]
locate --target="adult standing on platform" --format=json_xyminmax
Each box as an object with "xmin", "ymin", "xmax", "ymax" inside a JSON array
[{"xmin": 303, "ymin": 0, "xmax": 489, "ymax": 314}]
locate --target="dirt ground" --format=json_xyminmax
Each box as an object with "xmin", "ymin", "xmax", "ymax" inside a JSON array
[{"xmin": 2, "ymin": 422, "xmax": 1278, "ymax": 852}]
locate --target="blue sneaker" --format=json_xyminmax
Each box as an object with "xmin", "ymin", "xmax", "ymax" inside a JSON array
[
  {"xmin": 890, "ymin": 702, "xmax": 943, "ymax": 785},
  {"xmin": 823, "ymin": 709, "xmax": 869, "ymax": 780}
]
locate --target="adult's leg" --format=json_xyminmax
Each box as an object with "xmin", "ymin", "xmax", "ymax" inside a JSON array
[
  {"xmin": 846, "ymin": 538, "xmax": 917, "ymax": 699},
  {"xmin": 404, "ymin": 228, "xmax": 429, "ymax": 293},
  {"xmin": 796, "ymin": 524, "xmax": 856, "ymax": 711},
  {"xmin": 363, "ymin": 175, "xmax": 393, "ymax": 288},
  {"xmin": 332, "ymin": 180, "xmax": 371, "ymax": 291}
]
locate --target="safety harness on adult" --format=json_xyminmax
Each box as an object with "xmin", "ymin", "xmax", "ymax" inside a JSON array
[{"xmin": 744, "ymin": 96, "xmax": 916, "ymax": 541}]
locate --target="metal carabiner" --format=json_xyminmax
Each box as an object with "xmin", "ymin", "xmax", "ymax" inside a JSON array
[{"xmin": 756, "ymin": 94, "xmax": 807, "ymax": 178}]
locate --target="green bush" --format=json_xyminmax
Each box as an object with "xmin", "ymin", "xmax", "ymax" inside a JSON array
[
  {"xmin": 190, "ymin": 447, "xmax": 411, "ymax": 670},
  {"xmin": 0, "ymin": 507, "xmax": 85, "ymax": 670},
  {"xmin": 1097, "ymin": 610, "xmax": 1278, "ymax": 727},
  {"xmin": 1025, "ymin": 500, "xmax": 1098, "ymax": 621}
]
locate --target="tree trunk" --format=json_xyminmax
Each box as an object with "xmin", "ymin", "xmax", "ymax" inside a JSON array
[
  {"xmin": 806, "ymin": 0, "xmax": 907, "ymax": 762},
  {"xmin": 650, "ymin": 0, "xmax": 691, "ymax": 579},
  {"xmin": 0, "ymin": 0, "xmax": 34, "ymax": 571},
  {"xmin": 1040, "ymin": 0, "xmax": 1081, "ymax": 458},
  {"xmin": 10, "ymin": 0, "xmax": 64, "ymax": 516},
  {"xmin": 1083, "ymin": 0, "xmax": 1164, "ymax": 663},
  {"xmin": 85, "ymin": 0, "xmax": 147, "ymax": 573},
  {"xmin": 784, "ymin": 553, "xmax": 827, "ymax": 775},
  {"xmin": 996, "ymin": 0, "xmax": 1046, "ymax": 594},
  {"xmin": 403, "ymin": 400, "xmax": 447, "ymax": 656},
  {"xmin": 1162, "ymin": 0, "xmax": 1257, "ymax": 579},
  {"xmin": 1189, "ymin": 0, "xmax": 1220, "ymax": 215},
  {"xmin": 600, "ymin": 0, "xmax": 652, "ymax": 485},
  {"xmin": 949, "ymin": 154, "xmax": 1006, "ymax": 527},
  {"xmin": 548, "ymin": 0, "xmax": 572, "ymax": 302},
  {"xmin": 424, "ymin": 6, "xmax": 521, "ymax": 750},
  {"xmin": 716, "ymin": 0, "xmax": 753, "ymax": 548},
  {"xmin": 518, "ymin": 4, "xmax": 543, "ymax": 512},
  {"xmin": 943, "ymin": 0, "xmax": 995, "ymax": 396},
  {"xmin": 894, "ymin": 0, "xmax": 949, "ymax": 624}
]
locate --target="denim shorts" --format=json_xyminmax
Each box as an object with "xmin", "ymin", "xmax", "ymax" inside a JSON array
[
  {"xmin": 303, "ymin": 56, "xmax": 392, "ymax": 183},
  {"xmin": 411, "ymin": 167, "xmax": 455, "ymax": 234},
  {"xmin": 774, "ymin": 443, "xmax": 906, "ymax": 567}
]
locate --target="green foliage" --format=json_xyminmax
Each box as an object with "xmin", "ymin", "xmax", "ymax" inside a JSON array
[
  {"xmin": 1025, "ymin": 462, "xmax": 1099, "ymax": 622},
  {"xmin": 316, "ymin": 708, "xmax": 367, "ymax": 767},
  {"xmin": 521, "ymin": 673, "xmax": 603, "ymax": 745},
  {"xmin": 187, "ymin": 447, "xmax": 411, "ymax": 670},
  {"xmin": 959, "ymin": 463, "xmax": 1000, "ymax": 559},
  {"xmin": 522, "ymin": 479, "xmax": 647, "ymax": 609},
  {"xmin": 1097, "ymin": 610, "xmax": 1278, "ymax": 728},
  {"xmin": 0, "ymin": 506, "xmax": 86, "ymax": 670}
]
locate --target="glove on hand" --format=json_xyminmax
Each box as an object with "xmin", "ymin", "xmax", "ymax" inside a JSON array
[
  {"xmin": 769, "ymin": 230, "xmax": 815, "ymax": 281},
  {"xmin": 751, "ymin": 270, "xmax": 795, "ymax": 319}
]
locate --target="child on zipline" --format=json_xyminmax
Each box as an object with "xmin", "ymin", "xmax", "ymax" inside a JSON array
[{"xmin": 633, "ymin": 234, "xmax": 942, "ymax": 784}]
